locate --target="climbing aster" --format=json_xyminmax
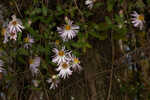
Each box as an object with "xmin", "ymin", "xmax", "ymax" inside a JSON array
[
  {"xmin": 131, "ymin": 11, "xmax": 145, "ymax": 30},
  {"xmin": 8, "ymin": 15, "xmax": 24, "ymax": 33},
  {"xmin": 29, "ymin": 57, "xmax": 40, "ymax": 76},
  {"xmin": 56, "ymin": 62, "xmax": 72, "ymax": 79},
  {"xmin": 71, "ymin": 55, "xmax": 82, "ymax": 72},
  {"xmin": 57, "ymin": 17, "xmax": 79, "ymax": 41},
  {"xmin": 52, "ymin": 47, "xmax": 71, "ymax": 65},
  {"xmin": 24, "ymin": 34, "xmax": 34, "ymax": 48},
  {"xmin": 47, "ymin": 75, "xmax": 60, "ymax": 89}
]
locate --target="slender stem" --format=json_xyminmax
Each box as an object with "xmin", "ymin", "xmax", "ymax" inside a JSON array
[
  {"xmin": 39, "ymin": 71, "xmax": 50, "ymax": 100},
  {"xmin": 107, "ymin": 31, "xmax": 114, "ymax": 100}
]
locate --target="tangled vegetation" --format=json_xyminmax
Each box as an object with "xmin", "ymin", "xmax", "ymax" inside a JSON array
[{"xmin": 0, "ymin": 0, "xmax": 150, "ymax": 100}]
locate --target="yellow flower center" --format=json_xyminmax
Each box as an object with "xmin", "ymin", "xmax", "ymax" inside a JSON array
[
  {"xmin": 55, "ymin": 40, "xmax": 60, "ymax": 45},
  {"xmin": 24, "ymin": 37, "xmax": 29, "ymax": 42},
  {"xmin": 1, "ymin": 28, "xmax": 6, "ymax": 36},
  {"xmin": 138, "ymin": 15, "xmax": 144, "ymax": 21},
  {"xmin": 58, "ymin": 51, "xmax": 64, "ymax": 56},
  {"xmin": 65, "ymin": 25, "xmax": 71, "ymax": 30},
  {"xmin": 74, "ymin": 58, "xmax": 79, "ymax": 64},
  {"xmin": 10, "ymin": 33, "xmax": 15, "ymax": 36},
  {"xmin": 62, "ymin": 62, "xmax": 68, "ymax": 69},
  {"xmin": 29, "ymin": 59, "xmax": 34, "ymax": 64},
  {"xmin": 12, "ymin": 21, "xmax": 17, "ymax": 26}
]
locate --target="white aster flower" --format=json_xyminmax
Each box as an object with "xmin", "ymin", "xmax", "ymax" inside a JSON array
[
  {"xmin": 131, "ymin": 11, "xmax": 145, "ymax": 30},
  {"xmin": 29, "ymin": 57, "xmax": 40, "ymax": 76},
  {"xmin": 52, "ymin": 47, "xmax": 71, "ymax": 65},
  {"xmin": 8, "ymin": 15, "xmax": 24, "ymax": 33},
  {"xmin": 85, "ymin": 0, "xmax": 95, "ymax": 9},
  {"xmin": 47, "ymin": 75, "xmax": 60, "ymax": 89},
  {"xmin": 57, "ymin": 17, "xmax": 79, "ymax": 41},
  {"xmin": 9, "ymin": 32, "xmax": 17, "ymax": 40},
  {"xmin": 56, "ymin": 62, "xmax": 72, "ymax": 79},
  {"xmin": 24, "ymin": 34, "xmax": 34, "ymax": 48},
  {"xmin": 71, "ymin": 55, "xmax": 82, "ymax": 72}
]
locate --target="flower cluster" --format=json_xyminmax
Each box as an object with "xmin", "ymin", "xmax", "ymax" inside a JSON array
[
  {"xmin": 2, "ymin": 15, "xmax": 24, "ymax": 43},
  {"xmin": 2, "ymin": 15, "xmax": 34, "ymax": 48},
  {"xmin": 0, "ymin": 14, "xmax": 82, "ymax": 90},
  {"xmin": 46, "ymin": 17, "xmax": 82, "ymax": 89},
  {"xmin": 47, "ymin": 46, "xmax": 82, "ymax": 89},
  {"xmin": 1, "ymin": 15, "xmax": 38, "ymax": 79},
  {"xmin": 0, "ymin": 8, "xmax": 145, "ymax": 91},
  {"xmin": 46, "ymin": 10, "xmax": 146, "ymax": 89}
]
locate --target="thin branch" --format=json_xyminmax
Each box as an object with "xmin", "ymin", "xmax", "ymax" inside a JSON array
[
  {"xmin": 14, "ymin": 1, "xmax": 23, "ymax": 18},
  {"xmin": 107, "ymin": 31, "xmax": 114, "ymax": 100},
  {"xmin": 73, "ymin": 0, "xmax": 85, "ymax": 22}
]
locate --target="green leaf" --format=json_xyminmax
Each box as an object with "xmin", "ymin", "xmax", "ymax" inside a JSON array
[
  {"xmin": 119, "ymin": 0, "xmax": 123, "ymax": 4},
  {"xmin": 17, "ymin": 48, "xmax": 29, "ymax": 55},
  {"xmin": 42, "ymin": 6, "xmax": 48, "ymax": 16},
  {"xmin": 136, "ymin": 0, "xmax": 145, "ymax": 9},
  {"xmin": 98, "ymin": 22, "xmax": 109, "ymax": 31},
  {"xmin": 107, "ymin": 0, "xmax": 114, "ymax": 12},
  {"xmin": 99, "ymin": 33, "xmax": 108, "ymax": 40},
  {"xmin": 105, "ymin": 16, "xmax": 112, "ymax": 25},
  {"xmin": 17, "ymin": 32, "xmax": 22, "ymax": 42},
  {"xmin": 94, "ymin": 2, "xmax": 104, "ymax": 8},
  {"xmin": 113, "ymin": 27, "xmax": 127, "ymax": 40},
  {"xmin": 72, "ymin": 41, "xmax": 92, "ymax": 48},
  {"xmin": 147, "ymin": 0, "xmax": 150, "ymax": 4},
  {"xmin": 17, "ymin": 56, "xmax": 26, "ymax": 64}
]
